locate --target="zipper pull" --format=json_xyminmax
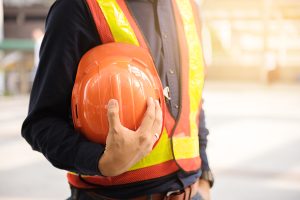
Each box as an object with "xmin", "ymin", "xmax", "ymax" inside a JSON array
[{"xmin": 163, "ymin": 87, "xmax": 171, "ymax": 100}]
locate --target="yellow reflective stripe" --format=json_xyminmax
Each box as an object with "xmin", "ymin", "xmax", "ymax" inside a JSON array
[
  {"xmin": 173, "ymin": 0, "xmax": 205, "ymax": 159},
  {"xmin": 68, "ymin": 171, "xmax": 88, "ymax": 178},
  {"xmin": 129, "ymin": 128, "xmax": 173, "ymax": 171},
  {"xmin": 69, "ymin": 129, "xmax": 173, "ymax": 174},
  {"xmin": 172, "ymin": 136, "xmax": 199, "ymax": 159},
  {"xmin": 68, "ymin": 172, "xmax": 77, "ymax": 175},
  {"xmin": 96, "ymin": 0, "xmax": 139, "ymax": 46}
]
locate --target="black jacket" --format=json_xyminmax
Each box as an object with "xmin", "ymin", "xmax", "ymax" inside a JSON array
[{"xmin": 22, "ymin": 0, "xmax": 210, "ymax": 198}]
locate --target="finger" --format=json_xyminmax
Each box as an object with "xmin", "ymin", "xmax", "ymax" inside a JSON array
[
  {"xmin": 137, "ymin": 97, "xmax": 156, "ymax": 134},
  {"xmin": 151, "ymin": 100, "xmax": 163, "ymax": 141},
  {"xmin": 107, "ymin": 99, "xmax": 122, "ymax": 132}
]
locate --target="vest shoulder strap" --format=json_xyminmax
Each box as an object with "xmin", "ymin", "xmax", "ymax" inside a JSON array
[
  {"xmin": 86, "ymin": 0, "xmax": 114, "ymax": 43},
  {"xmin": 85, "ymin": 0, "xmax": 148, "ymax": 49}
]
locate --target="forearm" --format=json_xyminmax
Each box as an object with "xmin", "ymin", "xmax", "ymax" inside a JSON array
[
  {"xmin": 22, "ymin": 111, "xmax": 104, "ymax": 175},
  {"xmin": 21, "ymin": 0, "xmax": 104, "ymax": 175},
  {"xmin": 198, "ymin": 106, "xmax": 212, "ymax": 198},
  {"xmin": 198, "ymin": 106, "xmax": 210, "ymax": 171}
]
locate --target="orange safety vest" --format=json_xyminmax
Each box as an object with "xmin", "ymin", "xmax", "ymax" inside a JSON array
[{"xmin": 68, "ymin": 0, "xmax": 205, "ymax": 188}]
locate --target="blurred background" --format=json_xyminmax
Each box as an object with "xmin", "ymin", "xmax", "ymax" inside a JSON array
[{"xmin": 0, "ymin": 0, "xmax": 299, "ymax": 199}]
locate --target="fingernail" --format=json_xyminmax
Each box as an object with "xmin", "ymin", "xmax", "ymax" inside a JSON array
[
  {"xmin": 148, "ymin": 97, "xmax": 153, "ymax": 104},
  {"xmin": 107, "ymin": 99, "xmax": 117, "ymax": 108}
]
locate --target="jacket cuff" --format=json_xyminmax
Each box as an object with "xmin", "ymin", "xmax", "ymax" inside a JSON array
[
  {"xmin": 74, "ymin": 141, "xmax": 105, "ymax": 176},
  {"xmin": 200, "ymin": 145, "xmax": 210, "ymax": 171}
]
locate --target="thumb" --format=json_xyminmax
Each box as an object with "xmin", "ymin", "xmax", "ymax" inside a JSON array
[{"xmin": 107, "ymin": 99, "xmax": 121, "ymax": 131}]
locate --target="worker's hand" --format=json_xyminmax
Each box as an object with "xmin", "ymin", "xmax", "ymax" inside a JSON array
[
  {"xmin": 98, "ymin": 97, "xmax": 162, "ymax": 177},
  {"xmin": 198, "ymin": 179, "xmax": 211, "ymax": 200}
]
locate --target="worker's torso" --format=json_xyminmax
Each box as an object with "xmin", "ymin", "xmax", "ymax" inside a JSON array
[
  {"xmin": 68, "ymin": 0, "xmax": 205, "ymax": 192},
  {"xmin": 127, "ymin": 0, "xmax": 181, "ymax": 118}
]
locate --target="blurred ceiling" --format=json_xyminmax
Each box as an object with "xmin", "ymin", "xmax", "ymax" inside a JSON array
[
  {"xmin": 3, "ymin": 0, "xmax": 54, "ymax": 7},
  {"xmin": 202, "ymin": 0, "xmax": 300, "ymax": 19}
]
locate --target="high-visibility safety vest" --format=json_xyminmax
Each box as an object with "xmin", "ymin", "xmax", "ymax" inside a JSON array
[{"xmin": 68, "ymin": 0, "xmax": 205, "ymax": 188}]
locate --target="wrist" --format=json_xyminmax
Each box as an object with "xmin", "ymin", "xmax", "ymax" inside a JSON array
[
  {"xmin": 198, "ymin": 179, "xmax": 211, "ymax": 200},
  {"xmin": 98, "ymin": 151, "xmax": 118, "ymax": 176},
  {"xmin": 98, "ymin": 152, "xmax": 109, "ymax": 176},
  {"xmin": 200, "ymin": 170, "xmax": 214, "ymax": 188},
  {"xmin": 198, "ymin": 179, "xmax": 211, "ymax": 189}
]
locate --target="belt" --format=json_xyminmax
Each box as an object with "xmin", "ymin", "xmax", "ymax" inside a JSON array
[{"xmin": 86, "ymin": 181, "xmax": 199, "ymax": 200}]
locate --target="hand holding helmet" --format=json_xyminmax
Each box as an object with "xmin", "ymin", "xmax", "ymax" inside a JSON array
[
  {"xmin": 71, "ymin": 43, "xmax": 165, "ymax": 176},
  {"xmin": 99, "ymin": 97, "xmax": 162, "ymax": 176}
]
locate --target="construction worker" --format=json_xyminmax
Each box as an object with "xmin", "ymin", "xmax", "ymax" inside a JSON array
[{"xmin": 22, "ymin": 0, "xmax": 214, "ymax": 199}]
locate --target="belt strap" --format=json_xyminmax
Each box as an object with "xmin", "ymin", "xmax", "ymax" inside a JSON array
[{"xmin": 83, "ymin": 181, "xmax": 198, "ymax": 200}]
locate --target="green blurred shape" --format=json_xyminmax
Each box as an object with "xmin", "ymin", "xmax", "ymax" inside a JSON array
[{"xmin": 0, "ymin": 39, "xmax": 34, "ymax": 51}]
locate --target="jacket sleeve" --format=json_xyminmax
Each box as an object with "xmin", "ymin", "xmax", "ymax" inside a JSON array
[
  {"xmin": 21, "ymin": 0, "xmax": 104, "ymax": 175},
  {"xmin": 198, "ymin": 104, "xmax": 211, "ymax": 171},
  {"xmin": 193, "ymin": 1, "xmax": 211, "ymax": 172}
]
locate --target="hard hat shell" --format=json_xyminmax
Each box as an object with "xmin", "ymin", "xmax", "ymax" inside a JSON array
[{"xmin": 72, "ymin": 43, "xmax": 165, "ymax": 144}]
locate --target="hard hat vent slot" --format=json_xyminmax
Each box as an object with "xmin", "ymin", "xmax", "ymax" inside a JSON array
[{"xmin": 75, "ymin": 104, "xmax": 79, "ymax": 119}]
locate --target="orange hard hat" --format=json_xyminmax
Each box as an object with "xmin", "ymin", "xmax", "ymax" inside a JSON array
[{"xmin": 71, "ymin": 43, "xmax": 165, "ymax": 144}]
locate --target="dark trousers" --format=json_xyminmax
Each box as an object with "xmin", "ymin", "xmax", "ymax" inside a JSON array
[{"xmin": 67, "ymin": 187, "xmax": 204, "ymax": 200}]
